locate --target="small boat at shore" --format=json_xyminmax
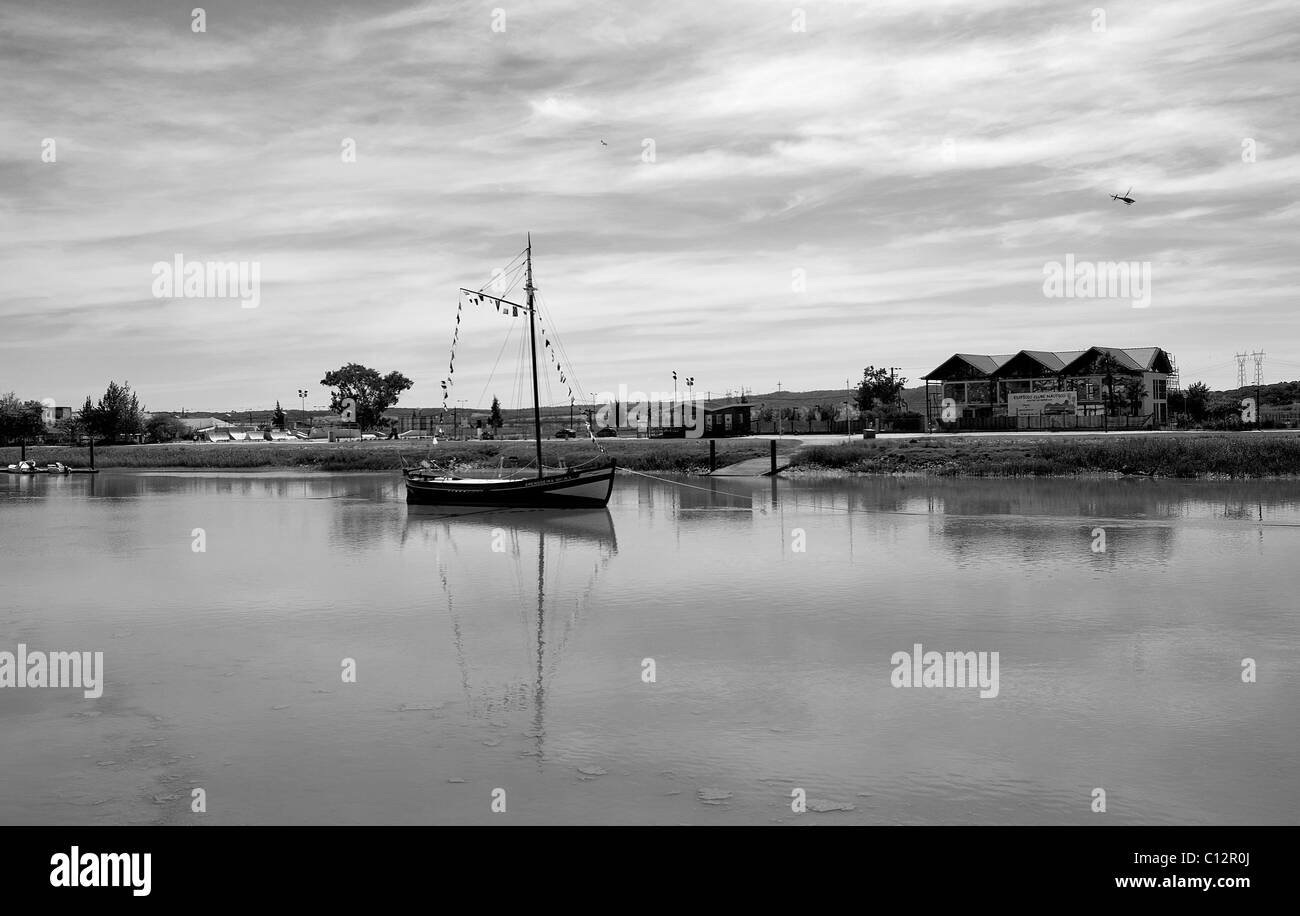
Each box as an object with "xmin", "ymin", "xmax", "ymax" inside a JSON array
[
  {"xmin": 403, "ymin": 236, "xmax": 614, "ymax": 509},
  {"xmin": 4, "ymin": 460, "xmax": 98, "ymax": 474}
]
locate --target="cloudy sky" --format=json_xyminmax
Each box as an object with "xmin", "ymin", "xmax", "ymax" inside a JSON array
[{"xmin": 2, "ymin": 0, "xmax": 1297, "ymax": 412}]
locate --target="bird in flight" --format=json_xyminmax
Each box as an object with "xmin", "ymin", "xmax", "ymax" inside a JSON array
[
  {"xmin": 1111, "ymin": 186, "xmax": 1135, "ymax": 205},
  {"xmin": 600, "ymin": 140, "xmax": 608, "ymax": 146}
]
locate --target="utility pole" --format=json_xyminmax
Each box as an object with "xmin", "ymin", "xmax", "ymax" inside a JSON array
[
  {"xmin": 671, "ymin": 370, "xmax": 677, "ymax": 428},
  {"xmin": 1235, "ymin": 352, "xmax": 1248, "ymax": 389}
]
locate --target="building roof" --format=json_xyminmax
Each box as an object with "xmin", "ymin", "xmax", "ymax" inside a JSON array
[
  {"xmin": 1018, "ymin": 350, "xmax": 1087, "ymax": 371},
  {"xmin": 1059, "ymin": 346, "xmax": 1173, "ymax": 374},
  {"xmin": 927, "ymin": 347, "xmax": 1169, "ymax": 379},
  {"xmin": 923, "ymin": 353, "xmax": 1013, "ymax": 379},
  {"xmin": 177, "ymin": 416, "xmax": 233, "ymax": 430}
]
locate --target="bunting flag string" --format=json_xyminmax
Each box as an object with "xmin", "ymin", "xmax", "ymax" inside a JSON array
[{"xmin": 436, "ymin": 288, "xmax": 583, "ymax": 421}]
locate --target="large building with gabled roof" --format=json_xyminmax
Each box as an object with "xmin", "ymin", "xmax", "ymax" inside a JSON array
[{"xmin": 923, "ymin": 346, "xmax": 1176, "ymax": 428}]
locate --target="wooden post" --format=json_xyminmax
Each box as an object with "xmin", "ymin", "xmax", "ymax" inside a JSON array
[
  {"xmin": 20, "ymin": 440, "xmax": 25, "ymax": 461},
  {"xmin": 709, "ymin": 439, "xmax": 716, "ymax": 471},
  {"xmin": 770, "ymin": 439, "xmax": 776, "ymax": 475},
  {"xmin": 89, "ymin": 438, "xmax": 95, "ymax": 469}
]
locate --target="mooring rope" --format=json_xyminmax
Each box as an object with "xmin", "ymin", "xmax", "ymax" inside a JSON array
[
  {"xmin": 619, "ymin": 466, "xmax": 895, "ymax": 517},
  {"xmin": 619, "ymin": 467, "xmax": 765, "ymax": 504}
]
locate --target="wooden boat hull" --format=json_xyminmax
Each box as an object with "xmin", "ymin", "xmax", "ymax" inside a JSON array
[{"xmin": 404, "ymin": 463, "xmax": 614, "ymax": 508}]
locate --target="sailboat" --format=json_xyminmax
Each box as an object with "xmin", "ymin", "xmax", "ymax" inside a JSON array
[{"xmin": 403, "ymin": 237, "xmax": 616, "ymax": 508}]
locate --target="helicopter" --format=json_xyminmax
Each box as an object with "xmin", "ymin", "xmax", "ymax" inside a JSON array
[{"xmin": 1111, "ymin": 186, "xmax": 1135, "ymax": 205}]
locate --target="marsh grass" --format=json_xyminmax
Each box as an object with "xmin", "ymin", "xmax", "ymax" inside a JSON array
[
  {"xmin": 14, "ymin": 434, "xmax": 1292, "ymax": 478},
  {"xmin": 1, "ymin": 438, "xmax": 784, "ymax": 474},
  {"xmin": 790, "ymin": 433, "xmax": 1300, "ymax": 478}
]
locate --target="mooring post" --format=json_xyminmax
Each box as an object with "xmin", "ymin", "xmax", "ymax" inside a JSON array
[
  {"xmin": 89, "ymin": 437, "xmax": 95, "ymax": 469},
  {"xmin": 20, "ymin": 440, "xmax": 25, "ymax": 461},
  {"xmin": 770, "ymin": 439, "xmax": 776, "ymax": 475},
  {"xmin": 709, "ymin": 439, "xmax": 716, "ymax": 471}
]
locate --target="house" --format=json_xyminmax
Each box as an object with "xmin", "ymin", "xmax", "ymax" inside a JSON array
[
  {"xmin": 172, "ymin": 416, "xmax": 234, "ymax": 440},
  {"xmin": 702, "ymin": 404, "xmax": 752, "ymax": 438},
  {"xmin": 41, "ymin": 405, "xmax": 73, "ymax": 427},
  {"xmin": 923, "ymin": 346, "xmax": 1175, "ymax": 428},
  {"xmin": 177, "ymin": 416, "xmax": 233, "ymax": 432}
]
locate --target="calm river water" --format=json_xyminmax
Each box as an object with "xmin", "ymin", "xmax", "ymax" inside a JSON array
[{"xmin": 1, "ymin": 470, "xmax": 1297, "ymax": 825}]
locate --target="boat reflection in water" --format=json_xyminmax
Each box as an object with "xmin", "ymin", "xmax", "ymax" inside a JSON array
[{"xmin": 402, "ymin": 506, "xmax": 618, "ymax": 758}]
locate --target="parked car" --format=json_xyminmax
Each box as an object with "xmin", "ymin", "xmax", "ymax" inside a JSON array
[
  {"xmin": 595, "ymin": 427, "xmax": 617, "ymax": 437},
  {"xmin": 553, "ymin": 428, "xmax": 577, "ymax": 439}
]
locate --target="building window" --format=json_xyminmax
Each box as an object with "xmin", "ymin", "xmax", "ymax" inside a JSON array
[
  {"xmin": 724, "ymin": 414, "xmax": 733, "ymax": 430},
  {"xmin": 1153, "ymin": 379, "xmax": 1167, "ymax": 400}
]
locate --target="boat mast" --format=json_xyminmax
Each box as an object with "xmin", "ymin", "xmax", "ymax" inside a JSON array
[{"xmin": 525, "ymin": 234, "xmax": 544, "ymax": 478}]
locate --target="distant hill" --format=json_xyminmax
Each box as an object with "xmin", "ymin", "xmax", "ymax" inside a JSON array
[{"xmin": 158, "ymin": 380, "xmax": 1299, "ymax": 423}]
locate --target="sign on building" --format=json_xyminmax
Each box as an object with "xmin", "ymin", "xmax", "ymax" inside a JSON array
[{"xmin": 1007, "ymin": 391, "xmax": 1078, "ymax": 416}]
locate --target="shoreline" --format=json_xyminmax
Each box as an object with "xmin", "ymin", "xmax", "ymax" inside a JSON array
[{"xmin": 5, "ymin": 431, "xmax": 1300, "ymax": 479}]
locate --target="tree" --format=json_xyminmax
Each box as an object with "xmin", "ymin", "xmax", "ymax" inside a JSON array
[
  {"xmin": 1121, "ymin": 377, "xmax": 1146, "ymax": 417},
  {"xmin": 49, "ymin": 411, "xmax": 83, "ymax": 445},
  {"xmin": 1185, "ymin": 381, "xmax": 1209, "ymax": 421},
  {"xmin": 145, "ymin": 414, "xmax": 188, "ymax": 443},
  {"xmin": 489, "ymin": 396, "xmax": 504, "ymax": 431},
  {"xmin": 0, "ymin": 393, "xmax": 45, "ymax": 444},
  {"xmin": 320, "ymin": 363, "xmax": 413, "ymax": 431},
  {"xmin": 79, "ymin": 381, "xmax": 145, "ymax": 443},
  {"xmin": 856, "ymin": 366, "xmax": 907, "ymax": 416},
  {"xmin": 272, "ymin": 401, "xmax": 287, "ymax": 429},
  {"xmin": 1092, "ymin": 352, "xmax": 1124, "ymax": 417}
]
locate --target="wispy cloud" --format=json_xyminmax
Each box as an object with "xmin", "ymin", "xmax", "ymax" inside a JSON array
[{"xmin": 1, "ymin": 0, "xmax": 1297, "ymax": 410}]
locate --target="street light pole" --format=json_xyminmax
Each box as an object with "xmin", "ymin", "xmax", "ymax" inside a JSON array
[{"xmin": 845, "ymin": 378, "xmax": 853, "ymax": 436}]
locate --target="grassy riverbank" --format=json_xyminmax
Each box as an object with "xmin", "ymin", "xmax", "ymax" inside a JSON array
[
  {"xmin": 0, "ymin": 438, "xmax": 786, "ymax": 474},
  {"xmin": 790, "ymin": 433, "xmax": 1300, "ymax": 478},
  {"xmin": 7, "ymin": 432, "xmax": 1300, "ymax": 477}
]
